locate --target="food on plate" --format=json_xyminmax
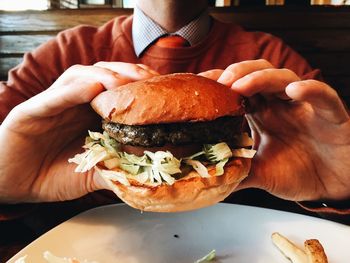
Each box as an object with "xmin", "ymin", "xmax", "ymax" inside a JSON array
[
  {"xmin": 194, "ymin": 249, "xmax": 216, "ymax": 263},
  {"xmin": 14, "ymin": 251, "xmax": 99, "ymax": 263},
  {"xmin": 271, "ymin": 232, "xmax": 328, "ymax": 263},
  {"xmin": 304, "ymin": 239, "xmax": 328, "ymax": 263},
  {"xmin": 43, "ymin": 251, "xmax": 99, "ymax": 263},
  {"xmin": 271, "ymin": 232, "xmax": 307, "ymax": 263},
  {"xmin": 69, "ymin": 73, "xmax": 255, "ymax": 212}
]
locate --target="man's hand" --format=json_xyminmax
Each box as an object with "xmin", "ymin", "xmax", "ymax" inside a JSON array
[
  {"xmin": 0, "ymin": 62, "xmax": 159, "ymax": 203},
  {"xmin": 200, "ymin": 59, "xmax": 350, "ymax": 202}
]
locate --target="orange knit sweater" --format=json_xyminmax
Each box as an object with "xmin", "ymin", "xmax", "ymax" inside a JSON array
[{"xmin": 0, "ymin": 15, "xmax": 320, "ymax": 122}]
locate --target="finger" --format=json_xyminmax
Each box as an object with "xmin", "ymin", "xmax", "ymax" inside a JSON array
[
  {"xmin": 136, "ymin": 64, "xmax": 160, "ymax": 75},
  {"xmin": 11, "ymin": 65, "xmax": 123, "ymax": 118},
  {"xmin": 232, "ymin": 68, "xmax": 300, "ymax": 99},
  {"xmin": 234, "ymin": 124, "xmax": 265, "ymax": 192},
  {"xmin": 94, "ymin": 61, "xmax": 158, "ymax": 80},
  {"xmin": 49, "ymin": 64, "xmax": 131, "ymax": 90},
  {"xmin": 286, "ymin": 80, "xmax": 349, "ymax": 123},
  {"xmin": 304, "ymin": 239, "xmax": 328, "ymax": 263},
  {"xmin": 271, "ymin": 232, "xmax": 308, "ymax": 263},
  {"xmin": 12, "ymin": 84, "xmax": 102, "ymax": 120},
  {"xmin": 217, "ymin": 59, "xmax": 274, "ymax": 86},
  {"xmin": 92, "ymin": 170, "xmax": 112, "ymax": 191},
  {"xmin": 197, "ymin": 69, "xmax": 224, "ymax": 81}
]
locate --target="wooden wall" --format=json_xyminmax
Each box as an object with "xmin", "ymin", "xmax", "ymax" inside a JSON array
[
  {"xmin": 1, "ymin": 6, "xmax": 350, "ymax": 104},
  {"xmin": 0, "ymin": 8, "xmax": 132, "ymax": 79}
]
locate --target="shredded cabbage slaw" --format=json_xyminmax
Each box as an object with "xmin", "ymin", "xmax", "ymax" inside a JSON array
[
  {"xmin": 194, "ymin": 249, "xmax": 216, "ymax": 263},
  {"xmin": 69, "ymin": 131, "xmax": 256, "ymax": 186}
]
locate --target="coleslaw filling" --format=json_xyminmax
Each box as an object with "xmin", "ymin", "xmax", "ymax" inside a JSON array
[{"xmin": 69, "ymin": 131, "xmax": 256, "ymax": 186}]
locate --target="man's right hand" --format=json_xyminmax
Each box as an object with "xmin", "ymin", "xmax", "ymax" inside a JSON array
[{"xmin": 0, "ymin": 62, "xmax": 159, "ymax": 203}]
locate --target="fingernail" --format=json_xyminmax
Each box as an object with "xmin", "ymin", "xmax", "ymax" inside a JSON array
[
  {"xmin": 149, "ymin": 69, "xmax": 160, "ymax": 75},
  {"xmin": 232, "ymin": 77, "xmax": 246, "ymax": 89},
  {"xmin": 218, "ymin": 71, "xmax": 234, "ymax": 85},
  {"xmin": 139, "ymin": 68, "xmax": 150, "ymax": 76}
]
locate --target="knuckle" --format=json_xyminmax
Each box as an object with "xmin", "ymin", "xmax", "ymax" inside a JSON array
[
  {"xmin": 226, "ymin": 63, "xmax": 240, "ymax": 71},
  {"xmin": 68, "ymin": 64, "xmax": 84, "ymax": 71},
  {"xmin": 225, "ymin": 63, "xmax": 245, "ymax": 77},
  {"xmin": 93, "ymin": 61, "xmax": 105, "ymax": 67},
  {"xmin": 137, "ymin": 63, "xmax": 149, "ymax": 69},
  {"xmin": 256, "ymin": 58, "xmax": 272, "ymax": 66}
]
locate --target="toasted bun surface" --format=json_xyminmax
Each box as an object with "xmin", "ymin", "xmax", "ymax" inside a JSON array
[
  {"xmin": 98, "ymin": 157, "xmax": 251, "ymax": 212},
  {"xmin": 91, "ymin": 73, "xmax": 244, "ymax": 125}
]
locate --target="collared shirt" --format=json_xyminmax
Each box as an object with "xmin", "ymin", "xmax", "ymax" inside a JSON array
[{"xmin": 132, "ymin": 6, "xmax": 212, "ymax": 57}]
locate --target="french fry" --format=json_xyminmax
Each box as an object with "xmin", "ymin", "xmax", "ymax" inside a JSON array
[
  {"xmin": 304, "ymin": 239, "xmax": 328, "ymax": 263},
  {"xmin": 272, "ymin": 232, "xmax": 329, "ymax": 263},
  {"xmin": 271, "ymin": 232, "xmax": 308, "ymax": 263}
]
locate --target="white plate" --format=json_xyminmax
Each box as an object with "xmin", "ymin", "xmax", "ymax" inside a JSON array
[{"xmin": 8, "ymin": 203, "xmax": 350, "ymax": 263}]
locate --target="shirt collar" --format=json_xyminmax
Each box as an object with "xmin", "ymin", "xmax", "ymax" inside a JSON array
[{"xmin": 132, "ymin": 6, "xmax": 211, "ymax": 57}]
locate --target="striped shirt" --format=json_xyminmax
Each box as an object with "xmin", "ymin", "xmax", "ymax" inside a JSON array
[{"xmin": 132, "ymin": 6, "xmax": 212, "ymax": 57}]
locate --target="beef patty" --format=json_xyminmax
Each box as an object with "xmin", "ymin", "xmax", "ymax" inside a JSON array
[{"xmin": 102, "ymin": 116, "xmax": 243, "ymax": 147}]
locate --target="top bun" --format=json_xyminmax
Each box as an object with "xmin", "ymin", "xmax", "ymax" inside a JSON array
[{"xmin": 91, "ymin": 73, "xmax": 244, "ymax": 125}]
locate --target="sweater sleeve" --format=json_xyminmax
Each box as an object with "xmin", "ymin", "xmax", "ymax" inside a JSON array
[
  {"xmin": 0, "ymin": 25, "xmax": 101, "ymax": 123},
  {"xmin": 297, "ymin": 201, "xmax": 350, "ymax": 225}
]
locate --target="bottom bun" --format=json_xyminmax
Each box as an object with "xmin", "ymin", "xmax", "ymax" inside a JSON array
[{"xmin": 98, "ymin": 158, "xmax": 251, "ymax": 212}]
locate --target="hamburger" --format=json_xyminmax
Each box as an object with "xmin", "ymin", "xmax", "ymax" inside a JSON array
[{"xmin": 69, "ymin": 73, "xmax": 255, "ymax": 212}]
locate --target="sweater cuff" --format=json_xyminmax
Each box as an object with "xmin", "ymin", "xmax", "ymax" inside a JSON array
[
  {"xmin": 297, "ymin": 200, "xmax": 350, "ymax": 215},
  {"xmin": 0, "ymin": 203, "xmax": 37, "ymax": 221},
  {"xmin": 297, "ymin": 200, "xmax": 350, "ymax": 225}
]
